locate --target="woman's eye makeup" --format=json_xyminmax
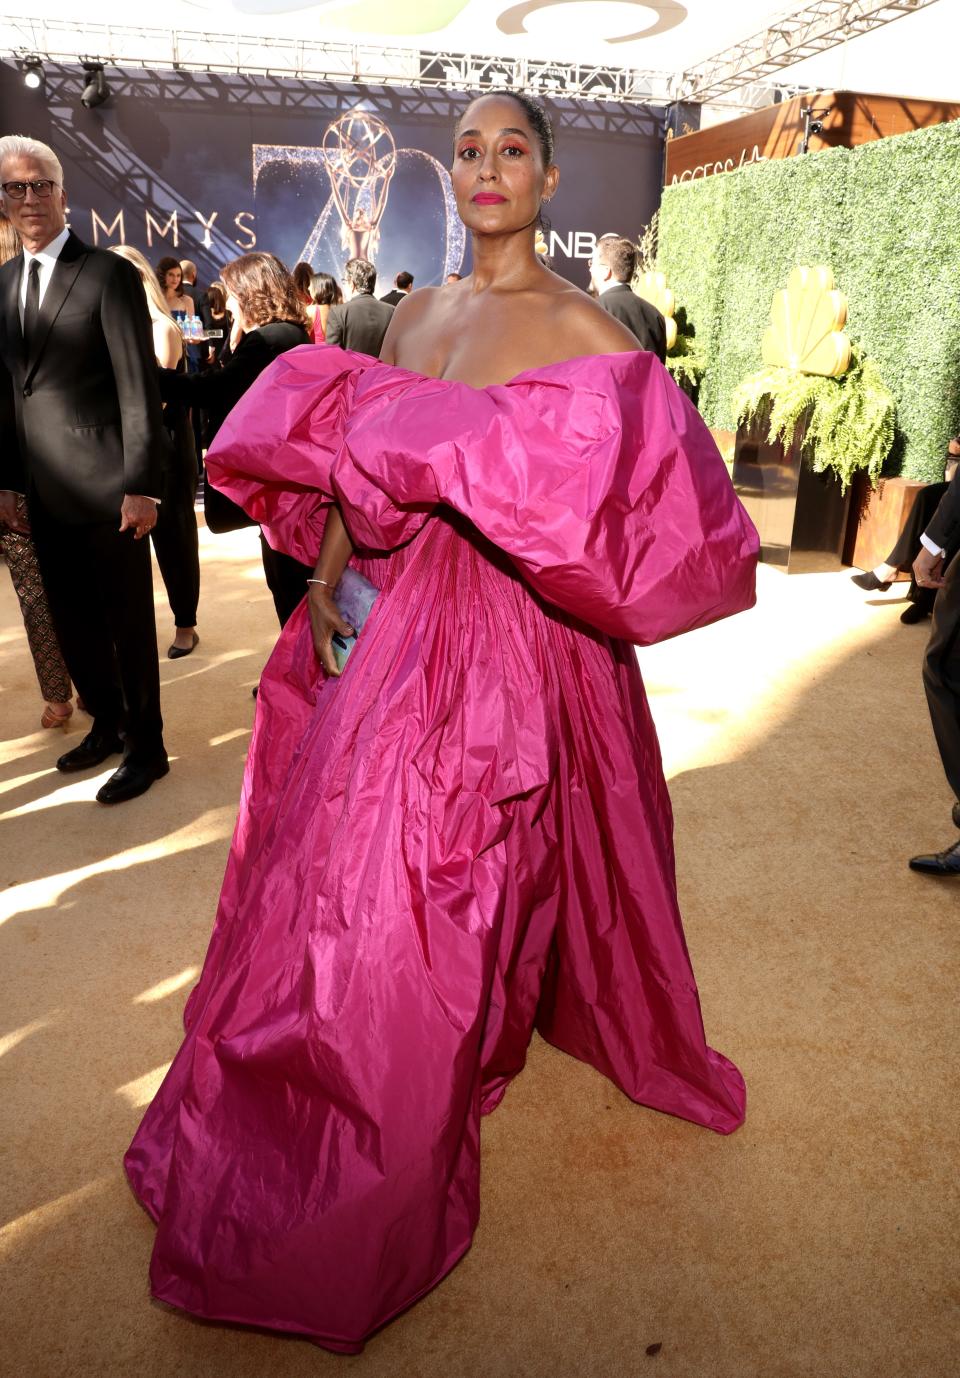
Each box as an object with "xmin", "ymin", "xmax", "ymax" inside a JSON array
[{"xmin": 456, "ymin": 138, "xmax": 529, "ymax": 159}]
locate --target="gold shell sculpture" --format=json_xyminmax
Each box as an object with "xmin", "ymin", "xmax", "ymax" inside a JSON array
[
  {"xmin": 761, "ymin": 265, "xmax": 851, "ymax": 377},
  {"xmin": 634, "ymin": 270, "xmax": 678, "ymax": 351}
]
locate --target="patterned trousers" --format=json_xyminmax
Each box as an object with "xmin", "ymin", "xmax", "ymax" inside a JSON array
[{"xmin": 1, "ymin": 496, "xmax": 72, "ymax": 704}]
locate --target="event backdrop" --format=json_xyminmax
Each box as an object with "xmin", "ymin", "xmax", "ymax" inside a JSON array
[
  {"xmin": 657, "ymin": 118, "xmax": 960, "ymax": 482},
  {"xmin": 0, "ymin": 61, "xmax": 664, "ymax": 293}
]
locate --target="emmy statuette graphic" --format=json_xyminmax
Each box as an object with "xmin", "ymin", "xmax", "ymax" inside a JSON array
[{"xmin": 322, "ymin": 110, "xmax": 397, "ymax": 260}]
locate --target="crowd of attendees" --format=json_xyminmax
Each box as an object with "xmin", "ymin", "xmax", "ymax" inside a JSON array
[{"xmin": 0, "ymin": 206, "xmax": 424, "ymax": 736}]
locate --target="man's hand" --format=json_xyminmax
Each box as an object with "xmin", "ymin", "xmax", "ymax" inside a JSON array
[
  {"xmin": 0, "ymin": 490, "xmax": 29, "ymax": 534},
  {"xmin": 119, "ymin": 494, "xmax": 158, "ymax": 540},
  {"xmin": 913, "ymin": 546, "xmax": 946, "ymax": 591}
]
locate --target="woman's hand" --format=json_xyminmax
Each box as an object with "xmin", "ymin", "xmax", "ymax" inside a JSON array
[{"xmin": 307, "ymin": 585, "xmax": 355, "ymax": 677}]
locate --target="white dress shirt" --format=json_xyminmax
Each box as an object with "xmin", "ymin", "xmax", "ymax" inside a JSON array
[
  {"xmin": 920, "ymin": 532, "xmax": 944, "ymax": 558},
  {"xmin": 18, "ymin": 225, "xmax": 71, "ymax": 322}
]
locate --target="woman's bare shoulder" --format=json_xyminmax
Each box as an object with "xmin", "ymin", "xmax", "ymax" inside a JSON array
[
  {"xmin": 152, "ymin": 313, "xmax": 183, "ymax": 368},
  {"xmin": 548, "ymin": 282, "xmax": 639, "ymax": 356},
  {"xmin": 379, "ymin": 286, "xmax": 446, "ymax": 362}
]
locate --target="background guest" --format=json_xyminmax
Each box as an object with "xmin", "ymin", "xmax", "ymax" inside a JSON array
[
  {"xmin": 199, "ymin": 281, "xmax": 231, "ymax": 367},
  {"xmin": 445, "ymin": 272, "xmax": 463, "ymax": 283},
  {"xmin": 292, "ymin": 261, "xmax": 318, "ymax": 337},
  {"xmin": 112, "ymin": 245, "xmax": 201, "ymax": 659},
  {"xmin": 157, "ymin": 256, "xmax": 195, "ymax": 321},
  {"xmin": 0, "ymin": 135, "xmax": 171, "ymax": 804},
  {"xmin": 309, "ymin": 271, "xmax": 341, "ymax": 343},
  {"xmin": 381, "ymin": 270, "xmax": 413, "ymax": 306},
  {"xmin": 178, "ymin": 259, "xmax": 199, "ymax": 308},
  {"xmin": 909, "ymin": 467, "xmax": 960, "ymax": 873},
  {"xmin": 0, "ymin": 207, "xmax": 74, "ymax": 728},
  {"xmin": 589, "ymin": 233, "xmax": 666, "ymax": 362},
  {"xmin": 851, "ymin": 436, "xmax": 959, "ymax": 623},
  {"xmin": 158, "ymin": 252, "xmax": 312, "ymax": 629},
  {"xmin": 325, "ymin": 257, "xmax": 393, "ymax": 357}
]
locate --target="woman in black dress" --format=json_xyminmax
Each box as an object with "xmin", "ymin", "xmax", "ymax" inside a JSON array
[{"xmin": 159, "ymin": 252, "xmax": 313, "ymax": 629}]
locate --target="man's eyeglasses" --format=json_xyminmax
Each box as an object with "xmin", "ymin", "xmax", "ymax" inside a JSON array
[{"xmin": 1, "ymin": 180, "xmax": 58, "ymax": 200}]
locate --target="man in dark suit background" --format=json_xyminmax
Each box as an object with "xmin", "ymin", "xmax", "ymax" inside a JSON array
[
  {"xmin": 0, "ymin": 134, "xmax": 171, "ymax": 803},
  {"xmin": 589, "ymin": 234, "xmax": 667, "ymax": 363},
  {"xmin": 325, "ymin": 258, "xmax": 394, "ymax": 357},
  {"xmin": 381, "ymin": 270, "xmax": 413, "ymax": 307},
  {"xmin": 910, "ymin": 469, "xmax": 960, "ymax": 873}
]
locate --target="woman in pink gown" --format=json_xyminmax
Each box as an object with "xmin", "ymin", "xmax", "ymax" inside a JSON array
[{"xmin": 125, "ymin": 93, "xmax": 759, "ymax": 1352}]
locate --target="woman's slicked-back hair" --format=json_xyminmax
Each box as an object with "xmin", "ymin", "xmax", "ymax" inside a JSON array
[
  {"xmin": 456, "ymin": 90, "xmax": 555, "ymax": 167},
  {"xmin": 221, "ymin": 252, "xmax": 307, "ymax": 330}
]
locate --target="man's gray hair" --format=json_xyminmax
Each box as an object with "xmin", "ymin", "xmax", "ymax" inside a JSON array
[
  {"xmin": 0, "ymin": 135, "xmax": 64, "ymax": 186},
  {"xmin": 344, "ymin": 257, "xmax": 377, "ymax": 295}
]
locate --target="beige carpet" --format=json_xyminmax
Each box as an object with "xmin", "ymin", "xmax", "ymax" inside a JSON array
[{"xmin": 1, "ymin": 522, "xmax": 958, "ymax": 1378}]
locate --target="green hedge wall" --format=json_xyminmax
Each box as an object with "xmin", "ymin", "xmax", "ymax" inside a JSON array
[{"xmin": 658, "ymin": 119, "xmax": 960, "ymax": 482}]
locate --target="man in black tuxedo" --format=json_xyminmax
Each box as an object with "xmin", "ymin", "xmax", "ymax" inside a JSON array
[
  {"xmin": 910, "ymin": 468, "xmax": 960, "ymax": 874},
  {"xmin": 325, "ymin": 258, "xmax": 394, "ymax": 357},
  {"xmin": 589, "ymin": 235, "xmax": 667, "ymax": 363},
  {"xmin": 381, "ymin": 270, "xmax": 413, "ymax": 307},
  {"xmin": 0, "ymin": 135, "xmax": 171, "ymax": 804}
]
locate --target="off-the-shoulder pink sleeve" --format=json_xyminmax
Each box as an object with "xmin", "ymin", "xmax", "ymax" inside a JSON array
[
  {"xmin": 335, "ymin": 351, "xmax": 758, "ymax": 644},
  {"xmin": 204, "ymin": 347, "xmax": 363, "ymax": 568},
  {"xmin": 206, "ymin": 345, "xmax": 758, "ymax": 644}
]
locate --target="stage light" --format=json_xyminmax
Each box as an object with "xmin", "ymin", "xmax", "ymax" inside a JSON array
[
  {"xmin": 21, "ymin": 56, "xmax": 43, "ymax": 89},
  {"xmin": 80, "ymin": 61, "xmax": 110, "ymax": 109}
]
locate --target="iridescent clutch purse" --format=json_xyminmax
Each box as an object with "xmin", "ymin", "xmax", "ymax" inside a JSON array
[{"xmin": 331, "ymin": 567, "xmax": 379, "ymax": 672}]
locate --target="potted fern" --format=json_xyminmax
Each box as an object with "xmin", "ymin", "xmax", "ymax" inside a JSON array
[
  {"xmin": 632, "ymin": 213, "xmax": 706, "ymax": 402},
  {"xmin": 730, "ymin": 266, "xmax": 896, "ymax": 572}
]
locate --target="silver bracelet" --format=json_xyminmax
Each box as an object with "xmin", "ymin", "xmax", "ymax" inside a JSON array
[{"xmin": 307, "ymin": 578, "xmax": 332, "ymax": 587}]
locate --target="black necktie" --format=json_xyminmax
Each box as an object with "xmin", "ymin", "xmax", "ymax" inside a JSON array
[{"xmin": 23, "ymin": 258, "xmax": 41, "ymax": 352}]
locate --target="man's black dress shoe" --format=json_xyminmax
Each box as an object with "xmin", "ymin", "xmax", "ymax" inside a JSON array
[
  {"xmin": 96, "ymin": 756, "xmax": 170, "ymax": 805},
  {"xmin": 900, "ymin": 602, "xmax": 930, "ymax": 624},
  {"xmin": 908, "ymin": 840, "xmax": 960, "ymax": 875},
  {"xmin": 168, "ymin": 632, "xmax": 200, "ymax": 660},
  {"xmin": 851, "ymin": 570, "xmax": 892, "ymax": 592},
  {"xmin": 56, "ymin": 730, "xmax": 124, "ymax": 774}
]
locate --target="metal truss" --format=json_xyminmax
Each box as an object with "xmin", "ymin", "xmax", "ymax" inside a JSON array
[
  {"xmin": 2, "ymin": 14, "xmax": 674, "ymax": 104},
  {"xmin": 675, "ymin": 0, "xmax": 942, "ymax": 103},
  {"xmin": 5, "ymin": 58, "xmax": 664, "ymax": 141}
]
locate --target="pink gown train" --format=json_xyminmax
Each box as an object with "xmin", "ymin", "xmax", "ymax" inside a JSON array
[{"xmin": 125, "ymin": 347, "xmax": 759, "ymax": 1351}]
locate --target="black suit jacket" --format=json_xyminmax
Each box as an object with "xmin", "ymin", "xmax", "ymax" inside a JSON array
[
  {"xmin": 325, "ymin": 292, "xmax": 394, "ymax": 358},
  {"xmin": 380, "ymin": 289, "xmax": 407, "ymax": 307},
  {"xmin": 926, "ymin": 470, "xmax": 960, "ymax": 553},
  {"xmin": 598, "ymin": 283, "xmax": 667, "ymax": 364},
  {"xmin": 0, "ymin": 232, "xmax": 169, "ymax": 524}
]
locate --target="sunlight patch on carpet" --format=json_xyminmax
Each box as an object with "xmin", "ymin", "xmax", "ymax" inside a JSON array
[
  {"xmin": 0, "ymin": 807, "xmax": 237, "ymax": 927},
  {"xmin": 116, "ymin": 1063, "xmax": 173, "ymax": 1109},
  {"xmin": 133, "ymin": 968, "xmax": 200, "ymax": 1005}
]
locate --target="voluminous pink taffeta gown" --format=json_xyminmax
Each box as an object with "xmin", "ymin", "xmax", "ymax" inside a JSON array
[{"xmin": 125, "ymin": 347, "xmax": 759, "ymax": 1352}]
